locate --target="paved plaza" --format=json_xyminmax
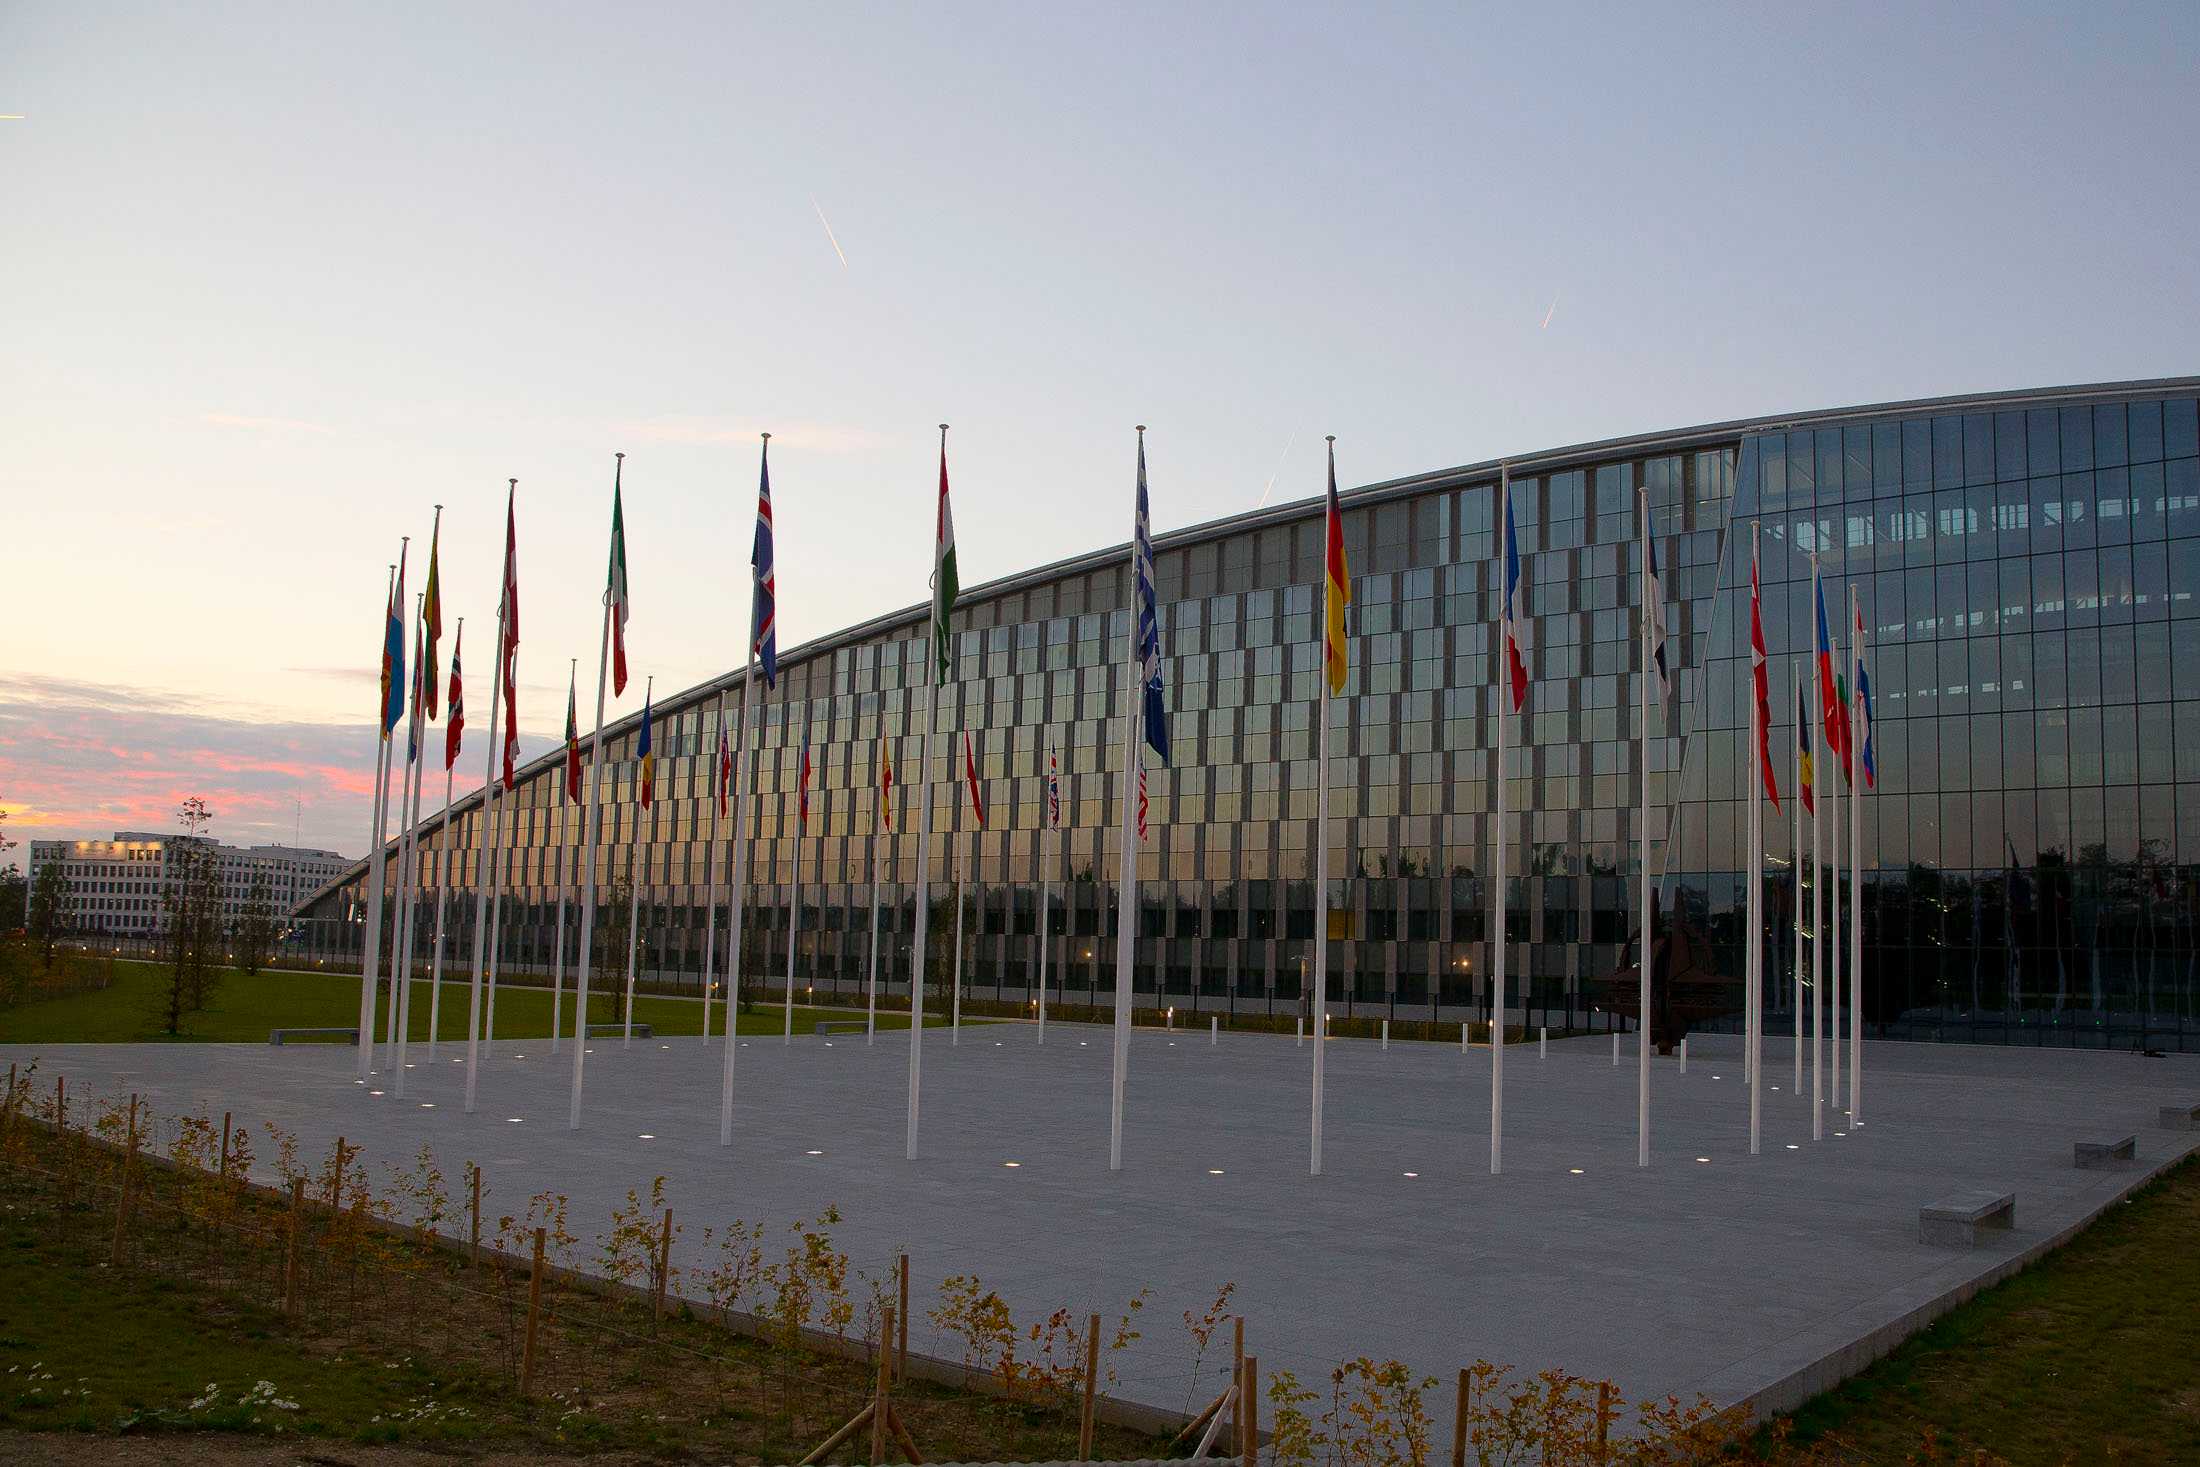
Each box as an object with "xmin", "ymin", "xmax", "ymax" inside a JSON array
[{"xmin": 9, "ymin": 1017, "xmax": 2197, "ymax": 1424}]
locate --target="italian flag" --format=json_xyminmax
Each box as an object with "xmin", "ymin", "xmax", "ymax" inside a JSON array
[{"xmin": 932, "ymin": 433, "xmax": 958, "ymax": 685}]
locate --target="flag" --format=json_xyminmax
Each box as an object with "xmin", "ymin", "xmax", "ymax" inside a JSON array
[
  {"xmin": 444, "ymin": 624, "xmax": 464, "ymax": 770},
  {"xmin": 1322, "ymin": 438, "xmax": 1350, "ymax": 696},
  {"xmin": 1643, "ymin": 496, "xmax": 1669, "ymax": 701},
  {"xmin": 1814, "ymin": 573, "xmax": 1848, "ymax": 784},
  {"xmin": 1797, "ymin": 672, "xmax": 1816, "ymax": 817},
  {"xmin": 878, "ymin": 733, "xmax": 894, "ymax": 831},
  {"xmin": 752, "ymin": 438, "xmax": 779, "ymax": 689},
  {"xmin": 798, "ymin": 735, "xmax": 812, "ymax": 829},
  {"xmin": 1854, "ymin": 603, "xmax": 1877, "ymax": 790},
  {"xmin": 380, "ymin": 546, "xmax": 407, "ymax": 737},
  {"xmin": 608, "ymin": 460, "xmax": 631, "ymax": 697},
  {"xmin": 499, "ymin": 489, "xmax": 520, "ymax": 790},
  {"xmin": 1136, "ymin": 756, "xmax": 1148, "ymax": 843},
  {"xmin": 407, "ymin": 614, "xmax": 424, "ymax": 765},
  {"xmin": 1501, "ymin": 474, "xmax": 1531, "ymax": 713},
  {"xmin": 717, "ymin": 723, "xmax": 731, "ymax": 818},
  {"xmin": 1750, "ymin": 539, "xmax": 1779, "ymax": 813},
  {"xmin": 563, "ymin": 666, "xmax": 582, "ymax": 804},
  {"xmin": 422, "ymin": 516, "xmax": 443, "ymax": 719},
  {"xmin": 932, "ymin": 436, "xmax": 959, "ymax": 686},
  {"xmin": 1045, "ymin": 741, "xmax": 1061, "ymax": 830},
  {"xmin": 636, "ymin": 692, "xmax": 655, "ymax": 810},
  {"xmin": 1135, "ymin": 436, "xmax": 1168, "ymax": 762},
  {"xmin": 962, "ymin": 729, "xmax": 985, "ymax": 827}
]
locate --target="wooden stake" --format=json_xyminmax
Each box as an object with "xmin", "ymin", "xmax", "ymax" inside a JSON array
[
  {"xmin": 283, "ymin": 1177, "xmax": 305, "ymax": 1316},
  {"xmin": 871, "ymin": 1304, "xmax": 894, "ymax": 1466},
  {"xmin": 109, "ymin": 1094, "xmax": 139, "ymax": 1267},
  {"xmin": 796, "ymin": 1403, "xmax": 873, "ymax": 1466},
  {"xmin": 886, "ymin": 1402, "xmax": 925, "ymax": 1463},
  {"xmin": 3, "ymin": 1061, "xmax": 14, "ymax": 1140},
  {"xmin": 218, "ymin": 1110, "xmax": 232, "ymax": 1182},
  {"xmin": 54, "ymin": 1075, "xmax": 65, "ymax": 1137},
  {"xmin": 652, "ymin": 1208, "xmax": 674, "ymax": 1324},
  {"xmin": 897, "ymin": 1251, "xmax": 910, "ymax": 1376},
  {"xmin": 1232, "ymin": 1315, "xmax": 1245, "ymax": 1451},
  {"xmin": 1077, "ymin": 1310, "xmax": 1100, "ymax": 1461},
  {"xmin": 1242, "ymin": 1353, "xmax": 1258, "ymax": 1466},
  {"xmin": 1595, "ymin": 1379, "xmax": 1613, "ymax": 1463},
  {"xmin": 520, "ymin": 1226, "xmax": 547, "ymax": 1394},
  {"xmin": 469, "ymin": 1163, "xmax": 482, "ymax": 1262},
  {"xmin": 1451, "ymin": 1367, "xmax": 1469, "ymax": 1467},
  {"xmin": 328, "ymin": 1135, "xmax": 346, "ymax": 1210}
]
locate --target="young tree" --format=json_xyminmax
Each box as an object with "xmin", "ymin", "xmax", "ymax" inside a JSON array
[
  {"xmin": 233, "ymin": 875, "xmax": 275, "ymax": 976},
  {"xmin": 0, "ymin": 864, "xmax": 24, "ymax": 933},
  {"xmin": 28, "ymin": 863, "xmax": 70, "ymax": 968},
  {"xmin": 160, "ymin": 798, "xmax": 225, "ymax": 1033}
]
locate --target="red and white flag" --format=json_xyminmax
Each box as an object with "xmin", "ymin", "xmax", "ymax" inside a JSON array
[{"xmin": 962, "ymin": 729, "xmax": 985, "ymax": 827}]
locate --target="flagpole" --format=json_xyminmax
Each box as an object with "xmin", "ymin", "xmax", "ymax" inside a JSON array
[
  {"xmin": 1792, "ymin": 659, "xmax": 1804, "ymax": 1097},
  {"xmin": 1829, "ymin": 624, "xmax": 1845, "ymax": 1114},
  {"xmin": 392, "ymin": 589, "xmax": 429, "ymax": 1096},
  {"xmin": 1810, "ymin": 559, "xmax": 1825, "ymax": 1142},
  {"xmin": 868, "ymin": 782, "xmax": 882, "ymax": 1045},
  {"xmin": 465, "ymin": 492, "xmax": 511, "ymax": 1114},
  {"xmin": 1109, "ymin": 425, "xmax": 1144, "ymax": 1175},
  {"xmin": 1490, "ymin": 466, "xmax": 1512, "ymax": 1176},
  {"xmin": 553, "ymin": 655, "xmax": 577, "ymax": 1058},
  {"xmin": 1850, "ymin": 588, "xmax": 1866, "ymax": 1126},
  {"xmin": 1311, "ymin": 590, "xmax": 1331, "ymax": 1178},
  {"xmin": 1038, "ymin": 741, "xmax": 1052, "ymax": 1046},
  {"xmin": 1636, "ymin": 487, "xmax": 1652, "ymax": 1170},
  {"xmin": 910, "ymin": 423, "xmax": 951, "ymax": 1164},
  {"xmin": 720, "ymin": 655, "xmax": 756, "ymax": 1142},
  {"xmin": 569, "ymin": 586, "xmax": 615, "ymax": 1127},
  {"xmin": 785, "ymin": 730, "xmax": 800, "ymax": 1045},
  {"xmin": 952, "ymin": 829, "xmax": 965, "ymax": 1046},
  {"xmin": 427, "ymin": 615, "xmax": 460, "ymax": 1062},
  {"xmin": 482, "ymin": 705, "xmax": 508, "ymax": 1054},
  {"xmin": 624, "ymin": 675, "xmax": 652, "ymax": 1046},
  {"xmin": 1748, "ymin": 524, "xmax": 1763, "ymax": 1156},
  {"xmin": 702, "ymin": 690, "xmax": 724, "ymax": 1046},
  {"xmin": 358, "ymin": 559, "xmax": 398, "ymax": 1081}
]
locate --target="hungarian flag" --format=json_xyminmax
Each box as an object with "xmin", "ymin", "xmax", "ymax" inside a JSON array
[
  {"xmin": 1814, "ymin": 572, "xmax": 1849, "ymax": 785},
  {"xmin": 931, "ymin": 432, "xmax": 959, "ymax": 686},
  {"xmin": 962, "ymin": 729, "xmax": 985, "ymax": 827},
  {"xmin": 878, "ymin": 733, "xmax": 894, "ymax": 831},
  {"xmin": 717, "ymin": 722, "xmax": 731, "ymax": 818},
  {"xmin": 380, "ymin": 544, "xmax": 407, "ymax": 739},
  {"xmin": 1797, "ymin": 671, "xmax": 1816, "ymax": 817},
  {"xmin": 563, "ymin": 664, "xmax": 582, "ymax": 804},
  {"xmin": 1643, "ymin": 494, "xmax": 1669, "ymax": 701},
  {"xmin": 422, "ymin": 516, "xmax": 443, "ymax": 719},
  {"xmin": 636, "ymin": 692, "xmax": 655, "ymax": 811},
  {"xmin": 498, "ymin": 487, "xmax": 520, "ymax": 790},
  {"xmin": 1323, "ymin": 437, "xmax": 1350, "ymax": 696},
  {"xmin": 1501, "ymin": 473, "xmax": 1531, "ymax": 713},
  {"xmin": 1749, "ymin": 539, "xmax": 1779, "ymax": 813},
  {"xmin": 444, "ymin": 623, "xmax": 465, "ymax": 770},
  {"xmin": 1045, "ymin": 741, "xmax": 1061, "ymax": 830},
  {"xmin": 1854, "ymin": 601, "xmax": 1877, "ymax": 790},
  {"xmin": 608, "ymin": 457, "xmax": 631, "ymax": 697},
  {"xmin": 798, "ymin": 735, "xmax": 812, "ymax": 829},
  {"xmin": 1134, "ymin": 434, "xmax": 1167, "ymax": 764},
  {"xmin": 752, "ymin": 436, "xmax": 779, "ymax": 689}
]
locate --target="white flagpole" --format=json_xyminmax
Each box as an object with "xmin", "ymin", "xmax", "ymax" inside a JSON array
[
  {"xmin": 427, "ymin": 618, "xmax": 458, "ymax": 1063},
  {"xmin": 1490, "ymin": 466, "xmax": 1512, "ymax": 1176},
  {"xmin": 909, "ymin": 670, "xmax": 938, "ymax": 1152},
  {"xmin": 1636, "ymin": 488, "xmax": 1652, "ymax": 1170},
  {"xmin": 482, "ymin": 737, "xmax": 508, "ymax": 1053},
  {"xmin": 867, "ymin": 804, "xmax": 882, "ymax": 1044},
  {"xmin": 1851, "ymin": 588, "xmax": 1866, "ymax": 1126},
  {"xmin": 1038, "ymin": 743, "xmax": 1052, "ymax": 1046},
  {"xmin": 464, "ymin": 504, "xmax": 510, "ymax": 1115},
  {"xmin": 1792, "ymin": 659, "xmax": 1804, "ymax": 1097},
  {"xmin": 551, "ymin": 778, "xmax": 566, "ymax": 1057},
  {"xmin": 1109, "ymin": 502, "xmax": 1139, "ymax": 1171},
  {"xmin": 1810, "ymin": 563, "xmax": 1825, "ymax": 1142},
  {"xmin": 720, "ymin": 654, "xmax": 757, "ymax": 1144},
  {"xmin": 785, "ymin": 734, "xmax": 801, "ymax": 1045},
  {"xmin": 1747, "ymin": 524, "xmax": 1763, "ymax": 1156},
  {"xmin": 359, "ymin": 559, "xmax": 398, "ymax": 1081},
  {"xmin": 952, "ymin": 829, "xmax": 965, "ymax": 1045},
  {"xmin": 703, "ymin": 689, "xmax": 725, "ymax": 1046},
  {"xmin": 1829, "ymin": 674, "xmax": 1843, "ymax": 1114},
  {"xmin": 624, "ymin": 674, "xmax": 652, "ymax": 1046},
  {"xmin": 1311, "ymin": 598, "xmax": 1332, "ymax": 1177},
  {"xmin": 392, "ymin": 590, "xmax": 428, "ymax": 1096},
  {"xmin": 569, "ymin": 459, "xmax": 618, "ymax": 1130}
]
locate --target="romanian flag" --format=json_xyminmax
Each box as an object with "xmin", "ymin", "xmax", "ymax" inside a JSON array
[
  {"xmin": 1322, "ymin": 437, "xmax": 1349, "ymax": 696},
  {"xmin": 563, "ymin": 664, "xmax": 582, "ymax": 804},
  {"xmin": 608, "ymin": 457, "xmax": 631, "ymax": 697},
  {"xmin": 422, "ymin": 516, "xmax": 443, "ymax": 719},
  {"xmin": 1749, "ymin": 536, "xmax": 1779, "ymax": 813},
  {"xmin": 1814, "ymin": 571, "xmax": 1849, "ymax": 784},
  {"xmin": 962, "ymin": 729, "xmax": 985, "ymax": 827},
  {"xmin": 444, "ymin": 623, "xmax": 464, "ymax": 771},
  {"xmin": 1797, "ymin": 670, "xmax": 1816, "ymax": 817},
  {"xmin": 636, "ymin": 691, "xmax": 654, "ymax": 811},
  {"xmin": 878, "ymin": 733, "xmax": 894, "ymax": 831}
]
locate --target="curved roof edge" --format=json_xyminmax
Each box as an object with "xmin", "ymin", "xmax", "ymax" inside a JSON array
[{"xmin": 302, "ymin": 375, "xmax": 2200, "ymax": 910}]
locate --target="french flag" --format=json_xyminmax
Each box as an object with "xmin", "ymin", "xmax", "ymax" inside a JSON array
[{"xmin": 1502, "ymin": 478, "xmax": 1531, "ymax": 713}]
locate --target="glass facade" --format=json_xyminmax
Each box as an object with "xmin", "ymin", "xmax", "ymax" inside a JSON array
[{"xmin": 302, "ymin": 380, "xmax": 2200, "ymax": 1052}]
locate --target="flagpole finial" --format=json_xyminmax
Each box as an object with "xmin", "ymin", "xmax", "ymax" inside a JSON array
[
  {"xmin": 1325, "ymin": 434, "xmax": 1335, "ymax": 444},
  {"xmin": 761, "ymin": 431, "xmax": 771, "ymax": 443},
  {"xmin": 1136, "ymin": 424, "xmax": 1146, "ymax": 436},
  {"xmin": 508, "ymin": 478, "xmax": 517, "ymax": 491}
]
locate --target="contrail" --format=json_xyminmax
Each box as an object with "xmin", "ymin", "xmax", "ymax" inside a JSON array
[
  {"xmin": 810, "ymin": 194, "xmax": 848, "ymax": 268},
  {"xmin": 1257, "ymin": 429, "xmax": 1298, "ymax": 508},
  {"xmin": 1540, "ymin": 291, "xmax": 1560, "ymax": 330}
]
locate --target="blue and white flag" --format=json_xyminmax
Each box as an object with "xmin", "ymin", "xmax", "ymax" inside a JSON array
[{"xmin": 1135, "ymin": 437, "xmax": 1168, "ymax": 765}]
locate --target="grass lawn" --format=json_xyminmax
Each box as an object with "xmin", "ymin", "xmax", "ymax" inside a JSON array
[
  {"xmin": 1780, "ymin": 1154, "xmax": 2200, "ymax": 1465},
  {"xmin": 0, "ymin": 960, "xmax": 945, "ymax": 1046}
]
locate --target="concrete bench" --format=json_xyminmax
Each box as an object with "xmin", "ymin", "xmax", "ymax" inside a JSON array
[
  {"xmin": 268, "ymin": 1027, "xmax": 360, "ymax": 1046},
  {"xmin": 815, "ymin": 1020, "xmax": 866, "ymax": 1036},
  {"xmin": 585, "ymin": 1023, "xmax": 653, "ymax": 1039},
  {"xmin": 2160, "ymin": 1101, "xmax": 2200, "ymax": 1131},
  {"xmin": 2074, "ymin": 1135, "xmax": 2136, "ymax": 1169},
  {"xmin": 1919, "ymin": 1190, "xmax": 2015, "ymax": 1247}
]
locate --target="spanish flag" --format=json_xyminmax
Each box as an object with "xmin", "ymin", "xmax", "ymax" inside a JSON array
[{"xmin": 1322, "ymin": 437, "xmax": 1349, "ymax": 695}]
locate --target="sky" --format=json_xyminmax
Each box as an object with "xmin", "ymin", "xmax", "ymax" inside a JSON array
[{"xmin": 4, "ymin": 2, "xmax": 2197, "ymax": 858}]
